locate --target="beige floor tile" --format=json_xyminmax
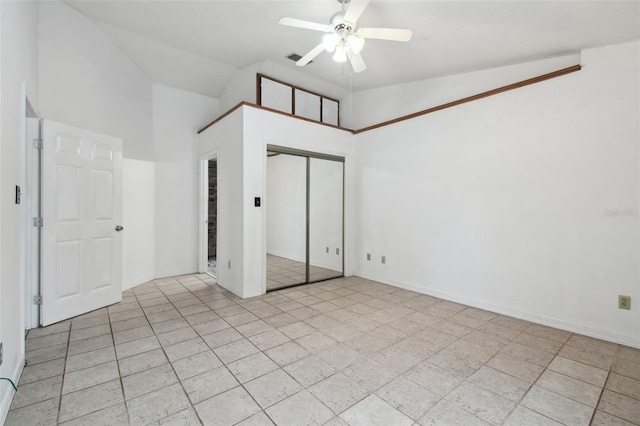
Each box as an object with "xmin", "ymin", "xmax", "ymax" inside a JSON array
[
  {"xmin": 343, "ymin": 356, "xmax": 397, "ymax": 392},
  {"xmin": 370, "ymin": 345, "xmax": 422, "ymax": 373},
  {"xmin": 486, "ymin": 352, "xmax": 544, "ymax": 383},
  {"xmin": 19, "ymin": 358, "xmax": 65, "ymax": 385},
  {"xmin": 264, "ymin": 341, "xmax": 310, "ymax": 366},
  {"xmin": 148, "ymin": 407, "xmax": 201, "ymax": 426},
  {"xmin": 59, "ymin": 380, "xmax": 124, "ymax": 423},
  {"xmin": 213, "ymin": 338, "xmax": 260, "ymax": 364},
  {"xmin": 266, "ymin": 390, "xmax": 334, "ymax": 426},
  {"xmin": 245, "ymin": 369, "xmax": 303, "ymax": 408},
  {"xmin": 446, "ymin": 381, "xmax": 516, "ymax": 425},
  {"xmin": 5, "ymin": 398, "xmax": 59, "ymax": 426},
  {"xmin": 122, "ymin": 363, "xmax": 177, "ymax": 400},
  {"xmin": 115, "ymin": 336, "xmax": 160, "ymax": 359},
  {"xmin": 11, "ymin": 375, "xmax": 63, "ymax": 409},
  {"xmin": 558, "ymin": 344, "xmax": 615, "ymax": 370},
  {"xmin": 235, "ymin": 411, "xmax": 276, "ymax": 425},
  {"xmin": 591, "ymin": 410, "xmax": 636, "ymax": 426},
  {"xmin": 419, "ymin": 400, "xmax": 491, "ymax": 426},
  {"xmin": 405, "ymin": 361, "xmax": 464, "ymax": 397},
  {"xmin": 428, "ymin": 349, "xmax": 484, "ymax": 377},
  {"xmin": 309, "ymin": 372, "xmax": 368, "ymax": 414},
  {"xmin": 341, "ymin": 394, "xmax": 413, "ymax": 426},
  {"xmin": 182, "ymin": 366, "xmax": 239, "ymax": 404},
  {"xmin": 284, "ymin": 355, "xmax": 336, "ymax": 387},
  {"xmin": 59, "ymin": 402, "xmax": 129, "ymax": 426},
  {"xmin": 605, "ymin": 373, "xmax": 640, "ymax": 400},
  {"xmin": 195, "ymin": 386, "xmax": 261, "ymax": 425},
  {"xmin": 503, "ymin": 405, "xmax": 563, "ymax": 425},
  {"xmin": 521, "ymin": 385, "xmax": 593, "ymax": 425},
  {"xmin": 164, "ymin": 337, "xmax": 209, "ymax": 362},
  {"xmin": 468, "ymin": 365, "xmax": 531, "ymax": 401},
  {"xmin": 127, "ymin": 383, "xmax": 190, "ymax": 426},
  {"xmin": 536, "ymin": 369, "xmax": 602, "ymax": 407},
  {"xmin": 11, "ymin": 273, "xmax": 635, "ymax": 426},
  {"xmin": 63, "ymin": 361, "xmax": 120, "ymax": 394},
  {"xmin": 597, "ymin": 390, "xmax": 640, "ymax": 424},
  {"xmin": 376, "ymin": 376, "xmax": 440, "ymax": 420},
  {"xmin": 249, "ymin": 329, "xmax": 291, "ymax": 350},
  {"xmin": 612, "ymin": 358, "xmax": 640, "ymax": 381},
  {"xmin": 547, "ymin": 355, "xmax": 608, "ymax": 386},
  {"xmin": 227, "ymin": 352, "xmax": 279, "ymax": 383}
]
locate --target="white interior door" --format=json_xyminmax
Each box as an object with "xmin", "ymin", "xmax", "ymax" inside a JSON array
[{"xmin": 41, "ymin": 120, "xmax": 123, "ymax": 326}]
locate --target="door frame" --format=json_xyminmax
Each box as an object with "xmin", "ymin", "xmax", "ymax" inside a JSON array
[
  {"xmin": 23, "ymin": 84, "xmax": 41, "ymax": 329},
  {"xmin": 198, "ymin": 150, "xmax": 218, "ymax": 275}
]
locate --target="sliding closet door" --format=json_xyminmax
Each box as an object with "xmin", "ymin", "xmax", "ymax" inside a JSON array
[
  {"xmin": 309, "ymin": 158, "xmax": 344, "ymax": 281},
  {"xmin": 266, "ymin": 153, "xmax": 307, "ymax": 290}
]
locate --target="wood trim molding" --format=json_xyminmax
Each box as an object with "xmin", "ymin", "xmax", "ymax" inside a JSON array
[
  {"xmin": 353, "ymin": 65, "xmax": 582, "ymax": 134},
  {"xmin": 200, "ymin": 65, "xmax": 582, "ymax": 136},
  {"xmin": 198, "ymin": 102, "xmax": 355, "ymax": 134}
]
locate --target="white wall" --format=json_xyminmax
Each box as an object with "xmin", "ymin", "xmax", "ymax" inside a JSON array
[
  {"xmin": 0, "ymin": 1, "xmax": 39, "ymax": 421},
  {"xmin": 38, "ymin": 1, "xmax": 154, "ymax": 161},
  {"xmin": 154, "ymin": 84, "xmax": 219, "ymax": 279},
  {"xmin": 355, "ymin": 41, "xmax": 640, "ymax": 348},
  {"xmin": 243, "ymin": 106, "xmax": 355, "ymax": 298},
  {"xmin": 199, "ymin": 108, "xmax": 245, "ymax": 296},
  {"xmin": 123, "ymin": 159, "xmax": 155, "ymax": 290},
  {"xmin": 341, "ymin": 54, "xmax": 580, "ymax": 130}
]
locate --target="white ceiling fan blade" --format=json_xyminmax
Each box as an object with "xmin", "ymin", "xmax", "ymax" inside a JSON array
[
  {"xmin": 344, "ymin": 0, "xmax": 369, "ymax": 24},
  {"xmin": 297, "ymin": 43, "xmax": 325, "ymax": 66},
  {"xmin": 279, "ymin": 17, "xmax": 330, "ymax": 32},
  {"xmin": 359, "ymin": 28, "xmax": 413, "ymax": 42},
  {"xmin": 347, "ymin": 50, "xmax": 367, "ymax": 73}
]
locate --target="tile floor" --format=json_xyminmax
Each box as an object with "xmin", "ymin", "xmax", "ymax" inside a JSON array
[
  {"xmin": 6, "ymin": 274, "xmax": 640, "ymax": 426},
  {"xmin": 267, "ymin": 254, "xmax": 342, "ymax": 290}
]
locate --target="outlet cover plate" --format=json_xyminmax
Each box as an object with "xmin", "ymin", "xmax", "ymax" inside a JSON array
[{"xmin": 619, "ymin": 295, "xmax": 631, "ymax": 310}]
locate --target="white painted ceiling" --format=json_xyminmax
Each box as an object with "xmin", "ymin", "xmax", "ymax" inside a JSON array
[{"xmin": 65, "ymin": 1, "xmax": 640, "ymax": 98}]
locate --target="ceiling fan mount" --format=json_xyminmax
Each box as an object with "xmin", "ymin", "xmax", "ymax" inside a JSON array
[{"xmin": 278, "ymin": 0, "xmax": 412, "ymax": 73}]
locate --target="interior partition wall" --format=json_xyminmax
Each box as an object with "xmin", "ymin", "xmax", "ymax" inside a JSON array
[{"xmin": 266, "ymin": 145, "xmax": 344, "ymax": 291}]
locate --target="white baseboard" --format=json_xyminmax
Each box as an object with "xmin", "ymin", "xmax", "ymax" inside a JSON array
[
  {"xmin": 154, "ymin": 267, "xmax": 198, "ymax": 280},
  {"xmin": 355, "ymin": 272, "xmax": 640, "ymax": 349},
  {"xmin": 0, "ymin": 354, "xmax": 25, "ymax": 425},
  {"xmin": 267, "ymin": 250, "xmax": 305, "ymax": 264},
  {"xmin": 123, "ymin": 272, "xmax": 156, "ymax": 291}
]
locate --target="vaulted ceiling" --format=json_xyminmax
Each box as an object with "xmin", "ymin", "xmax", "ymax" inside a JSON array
[{"xmin": 65, "ymin": 1, "xmax": 640, "ymax": 98}]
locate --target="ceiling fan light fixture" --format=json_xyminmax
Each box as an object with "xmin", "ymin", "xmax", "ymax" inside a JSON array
[
  {"xmin": 332, "ymin": 43, "xmax": 348, "ymax": 62},
  {"xmin": 347, "ymin": 33, "xmax": 365, "ymax": 54},
  {"xmin": 323, "ymin": 33, "xmax": 340, "ymax": 52}
]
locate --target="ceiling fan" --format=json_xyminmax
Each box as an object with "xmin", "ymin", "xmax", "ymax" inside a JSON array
[{"xmin": 279, "ymin": 0, "xmax": 412, "ymax": 73}]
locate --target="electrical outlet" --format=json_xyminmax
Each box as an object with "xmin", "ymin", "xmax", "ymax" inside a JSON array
[
  {"xmin": 619, "ymin": 295, "xmax": 631, "ymax": 310},
  {"xmin": 326, "ymin": 247, "xmax": 329, "ymax": 253},
  {"xmin": 336, "ymin": 248, "xmax": 340, "ymax": 255},
  {"xmin": 381, "ymin": 256, "xmax": 386, "ymax": 264},
  {"xmin": 366, "ymin": 253, "xmax": 371, "ymax": 261},
  {"xmin": 0, "ymin": 342, "xmax": 3, "ymax": 367}
]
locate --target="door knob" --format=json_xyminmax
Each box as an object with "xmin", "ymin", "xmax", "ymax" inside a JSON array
[{"xmin": 115, "ymin": 226, "xmax": 124, "ymax": 231}]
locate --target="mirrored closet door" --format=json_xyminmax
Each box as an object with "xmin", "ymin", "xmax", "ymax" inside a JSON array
[{"xmin": 266, "ymin": 147, "xmax": 344, "ymax": 291}]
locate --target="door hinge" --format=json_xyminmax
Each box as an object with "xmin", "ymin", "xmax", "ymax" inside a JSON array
[
  {"xmin": 33, "ymin": 217, "xmax": 43, "ymax": 228},
  {"xmin": 33, "ymin": 295, "xmax": 42, "ymax": 305},
  {"xmin": 33, "ymin": 138, "xmax": 43, "ymax": 150}
]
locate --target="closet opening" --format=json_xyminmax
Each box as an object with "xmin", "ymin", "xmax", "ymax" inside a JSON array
[
  {"xmin": 207, "ymin": 159, "xmax": 217, "ymax": 277},
  {"xmin": 266, "ymin": 146, "xmax": 344, "ymax": 291}
]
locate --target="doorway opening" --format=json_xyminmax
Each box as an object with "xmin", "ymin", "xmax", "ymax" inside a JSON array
[
  {"xmin": 207, "ymin": 159, "xmax": 217, "ymax": 277},
  {"xmin": 266, "ymin": 146, "xmax": 344, "ymax": 291}
]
